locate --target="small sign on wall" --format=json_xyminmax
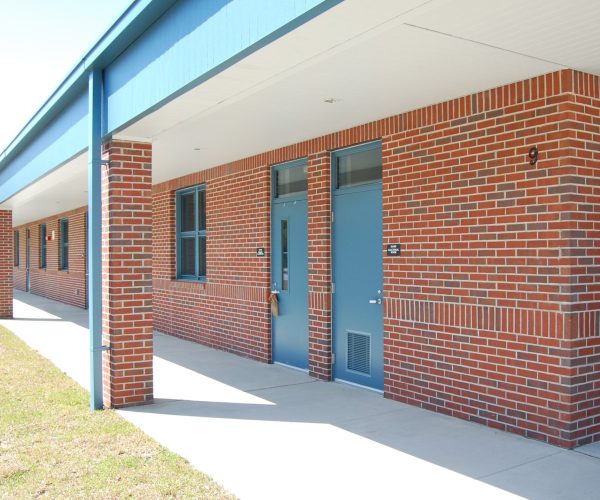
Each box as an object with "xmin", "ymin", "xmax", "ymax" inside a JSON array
[
  {"xmin": 256, "ymin": 247, "xmax": 266, "ymax": 257},
  {"xmin": 386, "ymin": 244, "xmax": 401, "ymax": 256}
]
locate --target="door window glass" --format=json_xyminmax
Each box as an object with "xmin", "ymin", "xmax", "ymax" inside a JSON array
[
  {"xmin": 281, "ymin": 220, "xmax": 289, "ymax": 291},
  {"xmin": 276, "ymin": 164, "xmax": 307, "ymax": 197},
  {"xmin": 336, "ymin": 146, "xmax": 381, "ymax": 188}
]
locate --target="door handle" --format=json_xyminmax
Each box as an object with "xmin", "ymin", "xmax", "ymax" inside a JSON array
[{"xmin": 368, "ymin": 298, "xmax": 382, "ymax": 305}]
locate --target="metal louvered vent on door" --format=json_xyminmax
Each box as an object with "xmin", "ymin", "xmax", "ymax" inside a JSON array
[{"xmin": 347, "ymin": 331, "xmax": 370, "ymax": 375}]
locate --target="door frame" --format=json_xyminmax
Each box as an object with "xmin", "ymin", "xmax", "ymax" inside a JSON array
[{"xmin": 330, "ymin": 140, "xmax": 383, "ymax": 389}]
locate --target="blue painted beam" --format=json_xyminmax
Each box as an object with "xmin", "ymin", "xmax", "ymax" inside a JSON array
[
  {"xmin": 0, "ymin": 90, "xmax": 88, "ymax": 204},
  {"xmin": 88, "ymin": 69, "xmax": 103, "ymax": 411},
  {"xmin": 0, "ymin": 0, "xmax": 179, "ymax": 178},
  {"xmin": 105, "ymin": 0, "xmax": 344, "ymax": 135}
]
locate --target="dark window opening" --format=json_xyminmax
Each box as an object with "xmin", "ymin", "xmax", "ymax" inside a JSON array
[
  {"xmin": 14, "ymin": 231, "xmax": 19, "ymax": 267},
  {"xmin": 40, "ymin": 224, "xmax": 47, "ymax": 268},
  {"xmin": 275, "ymin": 163, "xmax": 308, "ymax": 197},
  {"xmin": 60, "ymin": 219, "xmax": 69, "ymax": 270},
  {"xmin": 336, "ymin": 145, "xmax": 382, "ymax": 189}
]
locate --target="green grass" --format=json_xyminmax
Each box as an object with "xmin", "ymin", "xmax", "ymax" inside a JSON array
[{"xmin": 0, "ymin": 325, "xmax": 235, "ymax": 499}]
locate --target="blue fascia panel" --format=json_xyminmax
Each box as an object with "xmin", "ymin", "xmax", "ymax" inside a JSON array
[
  {"xmin": 0, "ymin": 90, "xmax": 88, "ymax": 203},
  {"xmin": 0, "ymin": 0, "xmax": 179, "ymax": 173},
  {"xmin": 0, "ymin": 0, "xmax": 342, "ymax": 203},
  {"xmin": 104, "ymin": 0, "xmax": 343, "ymax": 134}
]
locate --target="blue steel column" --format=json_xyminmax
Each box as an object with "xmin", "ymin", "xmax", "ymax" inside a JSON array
[{"xmin": 88, "ymin": 69, "xmax": 103, "ymax": 410}]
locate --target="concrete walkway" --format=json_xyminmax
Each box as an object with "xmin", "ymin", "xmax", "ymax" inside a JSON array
[{"xmin": 3, "ymin": 290, "xmax": 600, "ymax": 499}]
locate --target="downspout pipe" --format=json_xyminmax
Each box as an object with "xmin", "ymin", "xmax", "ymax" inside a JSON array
[{"xmin": 88, "ymin": 68, "xmax": 104, "ymax": 410}]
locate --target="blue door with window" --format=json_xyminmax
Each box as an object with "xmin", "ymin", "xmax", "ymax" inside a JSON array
[
  {"xmin": 332, "ymin": 142, "xmax": 383, "ymax": 389},
  {"xmin": 271, "ymin": 160, "xmax": 309, "ymax": 369}
]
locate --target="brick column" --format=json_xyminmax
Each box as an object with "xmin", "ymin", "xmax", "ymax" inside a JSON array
[
  {"xmin": 307, "ymin": 151, "xmax": 332, "ymax": 380},
  {"xmin": 0, "ymin": 210, "xmax": 13, "ymax": 318},
  {"xmin": 102, "ymin": 140, "xmax": 153, "ymax": 408}
]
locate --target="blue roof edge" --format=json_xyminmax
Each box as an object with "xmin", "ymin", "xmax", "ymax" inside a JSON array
[{"xmin": 0, "ymin": 0, "xmax": 178, "ymax": 170}]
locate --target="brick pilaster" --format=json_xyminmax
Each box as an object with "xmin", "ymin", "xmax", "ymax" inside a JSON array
[
  {"xmin": 102, "ymin": 140, "xmax": 153, "ymax": 408},
  {"xmin": 307, "ymin": 152, "xmax": 332, "ymax": 380},
  {"xmin": 0, "ymin": 210, "xmax": 13, "ymax": 318}
]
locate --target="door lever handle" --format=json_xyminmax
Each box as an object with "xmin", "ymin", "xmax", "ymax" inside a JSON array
[{"xmin": 368, "ymin": 298, "xmax": 382, "ymax": 305}]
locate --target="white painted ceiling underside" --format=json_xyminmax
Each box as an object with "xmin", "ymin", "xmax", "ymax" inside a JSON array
[{"xmin": 6, "ymin": 0, "xmax": 600, "ymax": 225}]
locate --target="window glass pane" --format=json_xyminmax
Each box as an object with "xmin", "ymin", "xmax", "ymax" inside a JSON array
[
  {"xmin": 14, "ymin": 231, "xmax": 19, "ymax": 266},
  {"xmin": 176, "ymin": 185, "xmax": 207, "ymax": 280},
  {"xmin": 180, "ymin": 237, "xmax": 195, "ymax": 276},
  {"xmin": 337, "ymin": 147, "xmax": 381, "ymax": 188},
  {"xmin": 180, "ymin": 192, "xmax": 195, "ymax": 232},
  {"xmin": 276, "ymin": 164, "xmax": 307, "ymax": 197},
  {"xmin": 198, "ymin": 189, "xmax": 206, "ymax": 231},
  {"xmin": 198, "ymin": 236, "xmax": 206, "ymax": 277},
  {"xmin": 281, "ymin": 220, "xmax": 288, "ymax": 291},
  {"xmin": 62, "ymin": 220, "xmax": 69, "ymax": 244},
  {"xmin": 40, "ymin": 225, "xmax": 46, "ymax": 268},
  {"xmin": 60, "ymin": 220, "xmax": 69, "ymax": 269}
]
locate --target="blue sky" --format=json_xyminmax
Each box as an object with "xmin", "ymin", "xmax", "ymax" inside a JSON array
[{"xmin": 0, "ymin": 0, "xmax": 132, "ymax": 152}]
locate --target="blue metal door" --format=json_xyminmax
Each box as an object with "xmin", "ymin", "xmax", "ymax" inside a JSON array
[
  {"xmin": 271, "ymin": 163, "xmax": 309, "ymax": 369},
  {"xmin": 332, "ymin": 143, "xmax": 383, "ymax": 389}
]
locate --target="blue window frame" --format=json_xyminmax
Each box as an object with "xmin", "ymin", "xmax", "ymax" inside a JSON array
[
  {"xmin": 59, "ymin": 218, "xmax": 69, "ymax": 270},
  {"xmin": 176, "ymin": 185, "xmax": 206, "ymax": 280},
  {"xmin": 14, "ymin": 230, "xmax": 19, "ymax": 267},
  {"xmin": 39, "ymin": 224, "xmax": 47, "ymax": 268}
]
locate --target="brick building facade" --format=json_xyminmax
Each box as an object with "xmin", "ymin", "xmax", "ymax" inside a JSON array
[
  {"xmin": 11, "ymin": 69, "xmax": 600, "ymax": 448},
  {"xmin": 13, "ymin": 207, "xmax": 87, "ymax": 309}
]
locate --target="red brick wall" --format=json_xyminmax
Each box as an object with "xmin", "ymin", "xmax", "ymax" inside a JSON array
[
  {"xmin": 13, "ymin": 207, "xmax": 87, "ymax": 309},
  {"xmin": 101, "ymin": 140, "xmax": 153, "ymax": 408},
  {"xmin": 153, "ymin": 162, "xmax": 273, "ymax": 361},
  {"xmin": 11, "ymin": 68, "xmax": 599, "ymax": 445},
  {"xmin": 0, "ymin": 210, "xmax": 13, "ymax": 317},
  {"xmin": 152, "ymin": 112, "xmax": 396, "ymax": 364},
  {"xmin": 561, "ymin": 79, "xmax": 600, "ymax": 445},
  {"xmin": 381, "ymin": 70, "xmax": 600, "ymax": 447},
  {"xmin": 307, "ymin": 152, "xmax": 333, "ymax": 380}
]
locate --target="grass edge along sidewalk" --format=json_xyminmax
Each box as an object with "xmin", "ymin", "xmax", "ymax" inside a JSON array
[{"xmin": 0, "ymin": 325, "xmax": 235, "ymax": 499}]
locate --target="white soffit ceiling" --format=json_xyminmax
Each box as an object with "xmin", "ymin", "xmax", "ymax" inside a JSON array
[
  {"xmin": 133, "ymin": 0, "xmax": 566, "ymax": 183},
  {"xmin": 6, "ymin": 153, "xmax": 87, "ymax": 226},
  {"xmin": 406, "ymin": 0, "xmax": 600, "ymax": 74},
  {"xmin": 147, "ymin": 23, "xmax": 558, "ymax": 183}
]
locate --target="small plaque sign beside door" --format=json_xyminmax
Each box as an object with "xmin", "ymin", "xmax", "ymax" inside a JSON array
[
  {"xmin": 256, "ymin": 247, "xmax": 266, "ymax": 257},
  {"xmin": 386, "ymin": 244, "xmax": 401, "ymax": 256}
]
